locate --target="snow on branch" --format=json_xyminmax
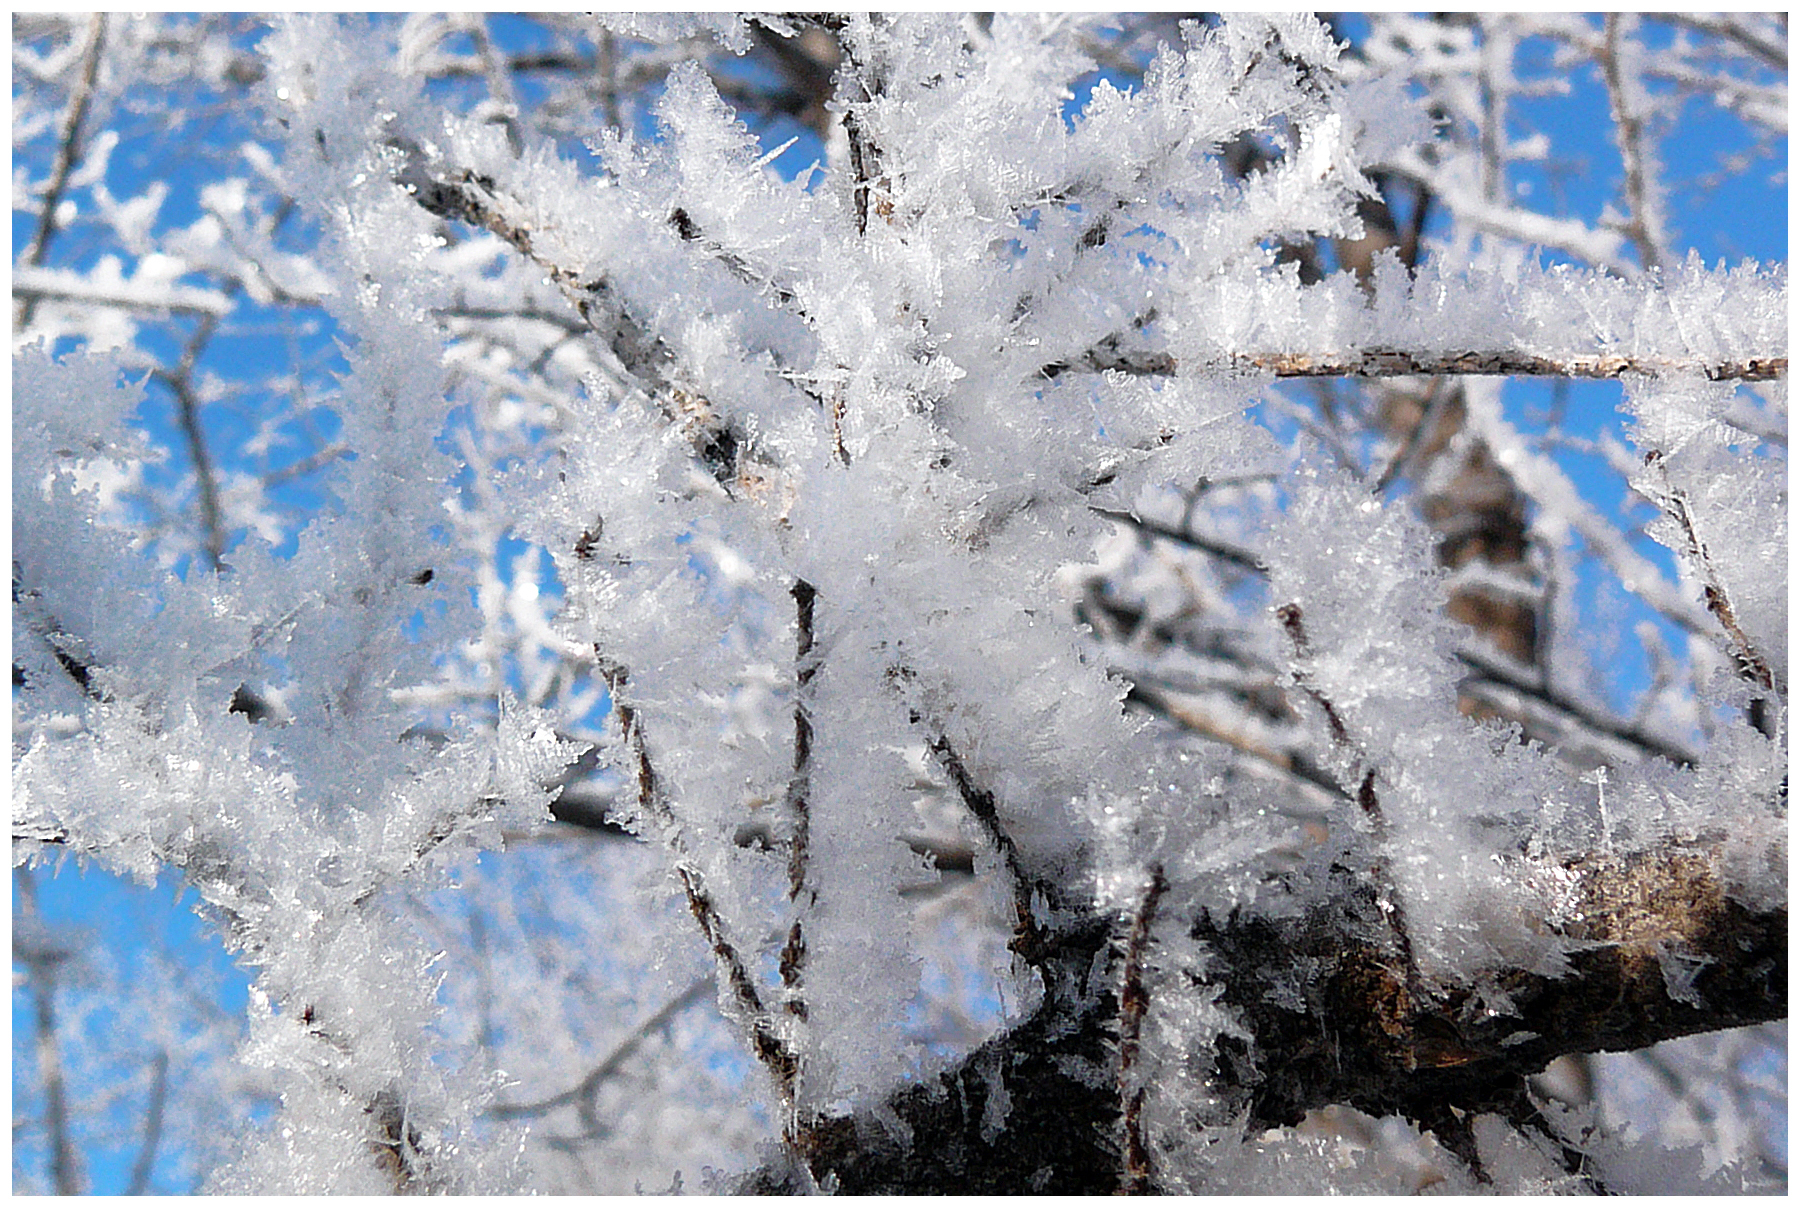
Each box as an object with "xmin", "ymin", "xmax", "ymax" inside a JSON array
[{"xmin": 1055, "ymin": 257, "xmax": 1786, "ymax": 386}]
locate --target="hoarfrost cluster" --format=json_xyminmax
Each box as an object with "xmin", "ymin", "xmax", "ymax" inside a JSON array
[{"xmin": 12, "ymin": 12, "xmax": 1786, "ymax": 1194}]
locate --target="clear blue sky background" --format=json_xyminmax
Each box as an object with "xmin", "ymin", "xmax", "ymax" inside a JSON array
[{"xmin": 13, "ymin": 14, "xmax": 1787, "ymax": 1193}]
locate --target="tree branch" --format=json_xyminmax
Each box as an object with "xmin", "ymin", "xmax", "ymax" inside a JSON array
[
  {"xmin": 124, "ymin": 1048, "xmax": 170, "ymax": 1195},
  {"xmin": 16, "ymin": 870, "xmax": 85, "ymax": 1196},
  {"xmin": 779, "ymin": 579, "xmax": 819, "ymax": 1023},
  {"xmin": 17, "ymin": 15, "xmax": 107, "ymax": 297},
  {"xmin": 1057, "ymin": 345, "xmax": 1786, "ymax": 384},
  {"xmin": 596, "ymin": 657, "xmax": 800, "ymax": 1105},
  {"xmin": 741, "ymin": 836, "xmax": 1785, "ymax": 1193}
]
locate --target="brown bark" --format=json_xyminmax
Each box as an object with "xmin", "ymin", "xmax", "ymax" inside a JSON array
[{"xmin": 742, "ymin": 838, "xmax": 1785, "ymax": 1193}]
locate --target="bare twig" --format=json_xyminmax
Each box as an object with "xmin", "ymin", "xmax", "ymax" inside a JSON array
[
  {"xmin": 16, "ymin": 870, "xmax": 85, "ymax": 1196},
  {"xmin": 1372, "ymin": 378, "xmax": 1456, "ymax": 493},
  {"xmin": 1087, "ymin": 505, "xmax": 1266, "ymax": 574},
  {"xmin": 486, "ymin": 977, "xmax": 711, "ymax": 1128},
  {"xmin": 125, "ymin": 1049, "xmax": 170, "ymax": 1195}
]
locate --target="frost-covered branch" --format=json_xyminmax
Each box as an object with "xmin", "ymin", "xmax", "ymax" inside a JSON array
[
  {"xmin": 13, "ymin": 267, "xmax": 235, "ymax": 319},
  {"xmin": 596, "ymin": 658, "xmax": 800, "ymax": 1104},
  {"xmin": 11, "ymin": 12, "xmax": 1784, "ymax": 1193},
  {"xmin": 1598, "ymin": 15, "xmax": 1669, "ymax": 272},
  {"xmin": 1070, "ymin": 344, "xmax": 1786, "ymax": 385},
  {"xmin": 743, "ymin": 836, "xmax": 1786, "ymax": 1193},
  {"xmin": 1638, "ymin": 452, "xmax": 1781, "ymax": 698},
  {"xmin": 16, "ymin": 15, "xmax": 106, "ymax": 277},
  {"xmin": 779, "ymin": 579, "xmax": 819, "ymax": 1022},
  {"xmin": 1117, "ymin": 864, "xmax": 1168, "ymax": 1196},
  {"xmin": 153, "ymin": 313, "xmax": 228, "ymax": 569}
]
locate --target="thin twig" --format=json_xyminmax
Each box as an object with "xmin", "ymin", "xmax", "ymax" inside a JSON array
[
  {"xmin": 1118, "ymin": 864, "xmax": 1168, "ymax": 1195},
  {"xmin": 1055, "ymin": 345, "xmax": 1786, "ymax": 384},
  {"xmin": 153, "ymin": 313, "xmax": 228, "ymax": 570},
  {"xmin": 1640, "ymin": 452, "xmax": 1779, "ymax": 696},
  {"xmin": 486, "ymin": 978, "xmax": 711, "ymax": 1127},
  {"xmin": 400, "ymin": 155, "xmax": 820, "ymax": 490},
  {"xmin": 779, "ymin": 579, "xmax": 819, "ymax": 1019},
  {"xmin": 20, "ymin": 14, "xmax": 105, "ymax": 263},
  {"xmin": 1087, "ymin": 511, "xmax": 1705, "ymax": 768},
  {"xmin": 17, "ymin": 870, "xmax": 84, "ymax": 1196},
  {"xmin": 124, "ymin": 1049, "xmax": 170, "ymax": 1195},
  {"xmin": 1087, "ymin": 505, "xmax": 1266, "ymax": 574},
  {"xmin": 1652, "ymin": 12, "xmax": 1788, "ymax": 73},
  {"xmin": 917, "ymin": 724, "xmax": 1054, "ymax": 963},
  {"xmin": 1599, "ymin": 14, "xmax": 1666, "ymax": 271},
  {"xmin": 17, "ymin": 15, "xmax": 107, "ymax": 333},
  {"xmin": 1276, "ymin": 603, "xmax": 1422, "ymax": 994},
  {"xmin": 1371, "ymin": 378, "xmax": 1455, "ymax": 493},
  {"xmin": 597, "ymin": 657, "xmax": 798, "ymax": 1100}
]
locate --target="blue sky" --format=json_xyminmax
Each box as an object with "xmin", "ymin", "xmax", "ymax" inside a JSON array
[{"xmin": 13, "ymin": 14, "xmax": 1788, "ymax": 1193}]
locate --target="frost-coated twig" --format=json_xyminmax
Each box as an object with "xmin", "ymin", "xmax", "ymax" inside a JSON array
[
  {"xmin": 401, "ymin": 160, "xmax": 734, "ymax": 474},
  {"xmin": 17, "ymin": 16, "xmax": 106, "ymax": 273},
  {"xmin": 1654, "ymin": 12, "xmax": 1789, "ymax": 73},
  {"xmin": 1091, "ymin": 499, "xmax": 1706, "ymax": 768},
  {"xmin": 16, "ymin": 16, "xmax": 112, "ymax": 332},
  {"xmin": 154, "ymin": 312, "xmax": 228, "ymax": 570},
  {"xmin": 597, "ymin": 657, "xmax": 799, "ymax": 1099},
  {"xmin": 403, "ymin": 157, "xmax": 828, "ymax": 491},
  {"xmin": 1599, "ymin": 15, "xmax": 1667, "ymax": 271},
  {"xmin": 1276, "ymin": 603, "xmax": 1422, "ymax": 994},
  {"xmin": 1454, "ymin": 647, "xmax": 1699, "ymax": 768},
  {"xmin": 1117, "ymin": 864, "xmax": 1167, "ymax": 1196},
  {"xmin": 1062, "ymin": 344, "xmax": 1786, "ymax": 384},
  {"xmin": 779, "ymin": 579, "xmax": 819, "ymax": 1019},
  {"xmin": 1640, "ymin": 451, "xmax": 1780, "ymax": 698},
  {"xmin": 919, "ymin": 724, "xmax": 1055, "ymax": 964},
  {"xmin": 459, "ymin": 14, "xmax": 523, "ymax": 156},
  {"xmin": 12, "ymin": 274, "xmax": 234, "ymax": 318}
]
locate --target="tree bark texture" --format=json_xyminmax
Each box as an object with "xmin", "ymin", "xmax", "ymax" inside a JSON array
[{"xmin": 742, "ymin": 839, "xmax": 1785, "ymax": 1193}]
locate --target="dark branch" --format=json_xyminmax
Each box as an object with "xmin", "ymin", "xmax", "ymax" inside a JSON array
[
  {"xmin": 779, "ymin": 579, "xmax": 819, "ymax": 1022},
  {"xmin": 743, "ymin": 837, "xmax": 1785, "ymax": 1193},
  {"xmin": 1117, "ymin": 865, "xmax": 1168, "ymax": 1195}
]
